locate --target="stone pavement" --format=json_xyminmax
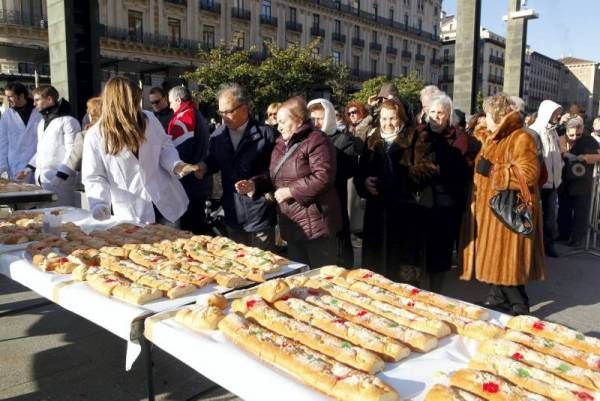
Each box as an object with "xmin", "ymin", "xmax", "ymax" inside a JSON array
[{"xmin": 0, "ymin": 242, "xmax": 599, "ymax": 401}]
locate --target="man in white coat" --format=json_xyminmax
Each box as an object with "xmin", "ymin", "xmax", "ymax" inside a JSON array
[
  {"xmin": 0, "ymin": 82, "xmax": 42, "ymax": 180},
  {"xmin": 17, "ymin": 85, "xmax": 81, "ymax": 206}
]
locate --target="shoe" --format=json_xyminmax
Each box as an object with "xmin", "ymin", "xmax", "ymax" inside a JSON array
[
  {"xmin": 545, "ymin": 246, "xmax": 559, "ymax": 258},
  {"xmin": 510, "ymin": 304, "xmax": 530, "ymax": 316},
  {"xmin": 482, "ymin": 296, "xmax": 510, "ymax": 313},
  {"xmin": 568, "ymin": 239, "xmax": 584, "ymax": 249}
]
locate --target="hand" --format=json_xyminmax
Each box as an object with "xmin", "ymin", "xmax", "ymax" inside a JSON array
[
  {"xmin": 235, "ymin": 179, "xmax": 255, "ymax": 196},
  {"xmin": 15, "ymin": 168, "xmax": 32, "ymax": 181},
  {"xmin": 559, "ymin": 113, "xmax": 571, "ymax": 124},
  {"xmin": 193, "ymin": 162, "xmax": 208, "ymax": 180},
  {"xmin": 91, "ymin": 204, "xmax": 111, "ymax": 221},
  {"xmin": 174, "ymin": 162, "xmax": 199, "ymax": 178},
  {"xmin": 577, "ymin": 154, "xmax": 598, "ymax": 164},
  {"xmin": 274, "ymin": 187, "xmax": 293, "ymax": 203},
  {"xmin": 367, "ymin": 95, "xmax": 381, "ymax": 107},
  {"xmin": 365, "ymin": 177, "xmax": 379, "ymax": 196}
]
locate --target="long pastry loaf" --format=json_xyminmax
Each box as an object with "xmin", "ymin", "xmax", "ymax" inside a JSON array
[
  {"xmin": 112, "ymin": 282, "xmax": 162, "ymax": 305},
  {"xmin": 304, "ymin": 293, "xmax": 438, "ymax": 352},
  {"xmin": 312, "ymin": 276, "xmax": 451, "ymax": 338},
  {"xmin": 218, "ymin": 313, "xmax": 399, "ymax": 401},
  {"xmin": 347, "ymin": 269, "xmax": 488, "ymax": 320},
  {"xmin": 241, "ymin": 297, "xmax": 384, "ymax": 374},
  {"xmin": 469, "ymin": 353, "xmax": 598, "ymax": 401},
  {"xmin": 505, "ymin": 330, "xmax": 600, "ymax": 372},
  {"xmin": 272, "ymin": 297, "xmax": 410, "ymax": 362},
  {"xmin": 424, "ymin": 384, "xmax": 486, "ymax": 401},
  {"xmin": 479, "ymin": 339, "xmax": 600, "ymax": 391},
  {"xmin": 507, "ymin": 316, "xmax": 600, "ymax": 356},
  {"xmin": 176, "ymin": 305, "xmax": 225, "ymax": 330},
  {"xmin": 449, "ymin": 369, "xmax": 552, "ymax": 401},
  {"xmin": 182, "ymin": 260, "xmax": 251, "ymax": 288}
]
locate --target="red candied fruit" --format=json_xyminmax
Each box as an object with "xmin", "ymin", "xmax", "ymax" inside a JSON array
[
  {"xmin": 333, "ymin": 318, "xmax": 346, "ymax": 324},
  {"xmin": 596, "ymin": 361, "xmax": 600, "ymax": 370},
  {"xmin": 407, "ymin": 301, "xmax": 415, "ymax": 308},
  {"xmin": 246, "ymin": 300, "xmax": 257, "ymax": 309},
  {"xmin": 362, "ymin": 273, "xmax": 374, "ymax": 279},
  {"xmin": 59, "ymin": 257, "xmax": 69, "ymax": 263},
  {"xmin": 357, "ymin": 310, "xmax": 368, "ymax": 317},
  {"xmin": 280, "ymin": 295, "xmax": 290, "ymax": 301},
  {"xmin": 410, "ymin": 288, "xmax": 421, "ymax": 296},
  {"xmin": 532, "ymin": 321, "xmax": 545, "ymax": 331},
  {"xmin": 573, "ymin": 391, "xmax": 594, "ymax": 401},
  {"xmin": 307, "ymin": 289, "xmax": 320, "ymax": 295},
  {"xmin": 511, "ymin": 352, "xmax": 524, "ymax": 361},
  {"xmin": 482, "ymin": 382, "xmax": 499, "ymax": 393},
  {"xmin": 324, "ymin": 276, "xmax": 334, "ymax": 280}
]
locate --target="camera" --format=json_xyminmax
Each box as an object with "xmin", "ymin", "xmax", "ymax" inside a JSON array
[
  {"xmin": 566, "ymin": 160, "xmax": 587, "ymax": 180},
  {"xmin": 476, "ymin": 156, "xmax": 493, "ymax": 177}
]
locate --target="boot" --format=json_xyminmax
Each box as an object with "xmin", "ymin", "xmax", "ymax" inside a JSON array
[{"xmin": 428, "ymin": 271, "xmax": 445, "ymax": 294}]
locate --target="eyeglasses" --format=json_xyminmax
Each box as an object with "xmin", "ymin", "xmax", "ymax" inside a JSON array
[
  {"xmin": 218, "ymin": 103, "xmax": 244, "ymax": 117},
  {"xmin": 347, "ymin": 110, "xmax": 359, "ymax": 116},
  {"xmin": 268, "ymin": 112, "xmax": 277, "ymax": 117},
  {"xmin": 150, "ymin": 100, "xmax": 161, "ymax": 105}
]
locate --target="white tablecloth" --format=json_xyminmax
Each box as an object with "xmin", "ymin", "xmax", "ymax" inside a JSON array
[{"xmin": 145, "ymin": 304, "xmax": 511, "ymax": 401}]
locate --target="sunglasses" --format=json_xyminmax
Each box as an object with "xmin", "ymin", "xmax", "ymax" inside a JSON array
[
  {"xmin": 268, "ymin": 112, "xmax": 277, "ymax": 117},
  {"xmin": 150, "ymin": 100, "xmax": 161, "ymax": 105},
  {"xmin": 347, "ymin": 110, "xmax": 359, "ymax": 116}
]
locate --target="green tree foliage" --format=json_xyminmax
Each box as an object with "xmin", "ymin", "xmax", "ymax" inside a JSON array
[
  {"xmin": 350, "ymin": 72, "xmax": 426, "ymax": 111},
  {"xmin": 476, "ymin": 91, "xmax": 484, "ymax": 112},
  {"xmin": 184, "ymin": 39, "xmax": 350, "ymax": 112}
]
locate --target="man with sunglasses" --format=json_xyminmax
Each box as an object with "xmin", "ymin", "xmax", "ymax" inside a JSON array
[
  {"xmin": 149, "ymin": 87, "xmax": 173, "ymax": 132},
  {"xmin": 195, "ymin": 83, "xmax": 277, "ymax": 250}
]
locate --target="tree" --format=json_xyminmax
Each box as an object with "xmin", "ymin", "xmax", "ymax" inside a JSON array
[
  {"xmin": 184, "ymin": 39, "xmax": 350, "ymax": 112},
  {"xmin": 476, "ymin": 91, "xmax": 484, "ymax": 112}
]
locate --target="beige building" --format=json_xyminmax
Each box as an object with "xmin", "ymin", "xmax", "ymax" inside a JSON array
[
  {"xmin": 558, "ymin": 57, "xmax": 600, "ymax": 121},
  {"xmin": 525, "ymin": 49, "xmax": 562, "ymax": 113},
  {"xmin": 1, "ymin": 0, "xmax": 442, "ymax": 96}
]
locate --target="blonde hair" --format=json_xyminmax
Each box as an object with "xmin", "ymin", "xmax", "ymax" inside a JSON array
[
  {"xmin": 100, "ymin": 77, "xmax": 146, "ymax": 155},
  {"xmin": 85, "ymin": 97, "xmax": 102, "ymax": 129},
  {"xmin": 280, "ymin": 96, "xmax": 308, "ymax": 124},
  {"xmin": 482, "ymin": 93, "xmax": 514, "ymax": 124},
  {"xmin": 267, "ymin": 102, "xmax": 281, "ymax": 115}
]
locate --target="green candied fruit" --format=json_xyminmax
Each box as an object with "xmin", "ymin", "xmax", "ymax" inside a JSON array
[
  {"xmin": 324, "ymin": 283, "xmax": 334, "ymax": 289},
  {"xmin": 341, "ymin": 341, "xmax": 351, "ymax": 349},
  {"xmin": 256, "ymin": 251, "xmax": 266, "ymax": 257},
  {"xmin": 556, "ymin": 364, "xmax": 571, "ymax": 373},
  {"xmin": 329, "ymin": 299, "xmax": 338, "ymax": 306},
  {"xmin": 516, "ymin": 368, "xmax": 531, "ymax": 378},
  {"xmin": 576, "ymin": 333, "xmax": 585, "ymax": 341},
  {"xmin": 543, "ymin": 340, "xmax": 555, "ymax": 348},
  {"xmin": 387, "ymin": 321, "xmax": 399, "ymax": 328},
  {"xmin": 250, "ymin": 330, "xmax": 263, "ymax": 337}
]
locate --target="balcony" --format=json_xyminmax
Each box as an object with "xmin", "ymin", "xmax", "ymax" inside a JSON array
[
  {"xmin": 488, "ymin": 74, "xmax": 504, "ymax": 85},
  {"xmin": 0, "ymin": 9, "xmax": 47, "ymax": 28},
  {"xmin": 489, "ymin": 55, "xmax": 505, "ymax": 65},
  {"xmin": 350, "ymin": 69, "xmax": 376, "ymax": 81},
  {"xmin": 431, "ymin": 57, "xmax": 442, "ymax": 65},
  {"xmin": 369, "ymin": 42, "xmax": 382, "ymax": 52},
  {"xmin": 199, "ymin": 0, "xmax": 221, "ymax": 13},
  {"xmin": 231, "ymin": 7, "xmax": 251, "ymax": 20},
  {"xmin": 165, "ymin": 0, "xmax": 186, "ymax": 4},
  {"xmin": 415, "ymin": 53, "xmax": 425, "ymax": 63},
  {"xmin": 442, "ymin": 54, "xmax": 454, "ymax": 63},
  {"xmin": 386, "ymin": 47, "xmax": 398, "ymax": 56},
  {"xmin": 99, "ymin": 24, "xmax": 200, "ymax": 53},
  {"xmin": 260, "ymin": 14, "xmax": 278, "ymax": 27},
  {"xmin": 285, "ymin": 21, "xmax": 302, "ymax": 32},
  {"xmin": 310, "ymin": 26, "xmax": 325, "ymax": 37},
  {"xmin": 351, "ymin": 37, "xmax": 365, "ymax": 48},
  {"xmin": 331, "ymin": 32, "xmax": 346, "ymax": 43},
  {"xmin": 401, "ymin": 50, "xmax": 412, "ymax": 60},
  {"xmin": 439, "ymin": 74, "xmax": 454, "ymax": 83},
  {"xmin": 200, "ymin": 42, "xmax": 215, "ymax": 51}
]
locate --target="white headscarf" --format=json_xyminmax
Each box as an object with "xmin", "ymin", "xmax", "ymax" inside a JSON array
[{"xmin": 307, "ymin": 98, "xmax": 337, "ymax": 136}]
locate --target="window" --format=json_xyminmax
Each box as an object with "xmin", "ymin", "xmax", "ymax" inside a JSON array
[
  {"xmin": 168, "ymin": 18, "xmax": 181, "ymax": 45},
  {"xmin": 354, "ymin": 25, "xmax": 360, "ymax": 39},
  {"xmin": 444, "ymin": 48, "xmax": 449, "ymax": 57},
  {"xmin": 443, "ymin": 66, "xmax": 448, "ymax": 76},
  {"xmin": 371, "ymin": 59, "xmax": 377, "ymax": 75},
  {"xmin": 127, "ymin": 10, "xmax": 143, "ymax": 41},
  {"xmin": 404, "ymin": 14, "xmax": 409, "ymax": 27},
  {"xmin": 417, "ymin": 18, "xmax": 422, "ymax": 32},
  {"xmin": 289, "ymin": 7, "xmax": 297, "ymax": 23},
  {"xmin": 313, "ymin": 14, "xmax": 320, "ymax": 28},
  {"xmin": 372, "ymin": 31, "xmax": 378, "ymax": 43},
  {"xmin": 389, "ymin": 8, "xmax": 394, "ymax": 21},
  {"xmin": 387, "ymin": 62, "xmax": 393, "ymax": 77},
  {"xmin": 402, "ymin": 66, "xmax": 408, "ymax": 76},
  {"xmin": 353, "ymin": 55, "xmax": 360, "ymax": 70},
  {"xmin": 334, "ymin": 19, "xmax": 341, "ymax": 34},
  {"xmin": 262, "ymin": 0, "xmax": 272, "ymax": 17},
  {"xmin": 417, "ymin": 44, "xmax": 421, "ymax": 55},
  {"xmin": 202, "ymin": 26, "xmax": 215, "ymax": 49},
  {"xmin": 402, "ymin": 39, "xmax": 408, "ymax": 50},
  {"xmin": 234, "ymin": 0, "xmax": 244, "ymax": 9},
  {"xmin": 434, "ymin": 6, "xmax": 438, "ymax": 16},
  {"xmin": 387, "ymin": 35, "xmax": 393, "ymax": 47},
  {"xmin": 373, "ymin": 3, "xmax": 378, "ymax": 18},
  {"xmin": 234, "ymin": 31, "xmax": 245, "ymax": 49},
  {"xmin": 433, "ymin": 25, "xmax": 438, "ymax": 38},
  {"xmin": 432, "ymin": 48, "xmax": 437, "ymax": 61},
  {"xmin": 332, "ymin": 50, "xmax": 341, "ymax": 66}
]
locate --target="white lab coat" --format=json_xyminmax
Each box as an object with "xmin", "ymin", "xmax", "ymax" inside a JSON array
[
  {"xmin": 29, "ymin": 114, "xmax": 81, "ymax": 206},
  {"xmin": 0, "ymin": 106, "xmax": 42, "ymax": 180},
  {"xmin": 82, "ymin": 111, "xmax": 189, "ymax": 224}
]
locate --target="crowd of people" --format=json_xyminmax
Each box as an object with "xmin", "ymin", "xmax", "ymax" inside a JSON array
[{"xmin": 1, "ymin": 77, "xmax": 600, "ymax": 316}]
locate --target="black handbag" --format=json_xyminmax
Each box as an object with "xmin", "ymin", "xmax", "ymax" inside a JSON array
[{"xmin": 488, "ymin": 164, "xmax": 534, "ymax": 235}]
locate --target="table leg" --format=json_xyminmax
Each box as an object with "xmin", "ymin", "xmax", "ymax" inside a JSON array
[{"xmin": 141, "ymin": 337, "xmax": 155, "ymax": 401}]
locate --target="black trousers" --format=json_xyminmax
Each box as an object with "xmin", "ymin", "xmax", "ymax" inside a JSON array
[
  {"xmin": 489, "ymin": 284, "xmax": 529, "ymax": 308},
  {"xmin": 180, "ymin": 197, "xmax": 208, "ymax": 234},
  {"xmin": 540, "ymin": 188, "xmax": 558, "ymax": 249},
  {"xmin": 558, "ymin": 192, "xmax": 592, "ymax": 243},
  {"xmin": 287, "ymin": 235, "xmax": 337, "ymax": 269}
]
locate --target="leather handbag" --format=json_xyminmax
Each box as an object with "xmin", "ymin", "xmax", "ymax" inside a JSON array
[{"xmin": 488, "ymin": 164, "xmax": 534, "ymax": 235}]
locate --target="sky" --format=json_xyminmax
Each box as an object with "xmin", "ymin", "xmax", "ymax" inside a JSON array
[{"xmin": 442, "ymin": 0, "xmax": 600, "ymax": 62}]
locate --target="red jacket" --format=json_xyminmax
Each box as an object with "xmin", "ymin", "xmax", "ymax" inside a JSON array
[
  {"xmin": 255, "ymin": 123, "xmax": 341, "ymax": 241},
  {"xmin": 167, "ymin": 100, "xmax": 196, "ymax": 146}
]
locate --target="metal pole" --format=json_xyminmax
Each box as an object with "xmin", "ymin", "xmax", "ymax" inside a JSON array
[{"xmin": 570, "ymin": 164, "xmax": 600, "ymax": 257}]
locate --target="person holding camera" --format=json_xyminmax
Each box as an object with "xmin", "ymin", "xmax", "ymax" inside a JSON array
[
  {"xmin": 460, "ymin": 94, "xmax": 545, "ymax": 316},
  {"xmin": 557, "ymin": 116, "xmax": 600, "ymax": 248}
]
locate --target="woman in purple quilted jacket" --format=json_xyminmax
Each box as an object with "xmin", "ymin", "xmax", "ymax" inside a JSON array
[{"xmin": 234, "ymin": 96, "xmax": 341, "ymax": 268}]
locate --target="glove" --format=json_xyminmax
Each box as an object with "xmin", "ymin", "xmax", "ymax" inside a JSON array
[
  {"xmin": 50, "ymin": 175, "xmax": 67, "ymax": 188},
  {"xmin": 91, "ymin": 204, "xmax": 111, "ymax": 221},
  {"xmin": 174, "ymin": 162, "xmax": 199, "ymax": 178}
]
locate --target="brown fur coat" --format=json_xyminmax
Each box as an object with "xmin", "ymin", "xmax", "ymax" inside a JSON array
[{"xmin": 460, "ymin": 111, "xmax": 545, "ymax": 285}]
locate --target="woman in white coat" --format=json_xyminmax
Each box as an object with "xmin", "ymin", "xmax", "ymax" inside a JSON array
[{"xmin": 82, "ymin": 77, "xmax": 198, "ymax": 225}]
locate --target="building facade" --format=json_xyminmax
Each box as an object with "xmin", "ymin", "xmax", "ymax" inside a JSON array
[
  {"xmin": 1, "ymin": 0, "xmax": 442, "ymax": 100},
  {"xmin": 558, "ymin": 57, "xmax": 600, "ymax": 121}
]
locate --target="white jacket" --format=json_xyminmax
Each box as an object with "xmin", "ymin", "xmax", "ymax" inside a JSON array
[
  {"xmin": 0, "ymin": 106, "xmax": 42, "ymax": 180},
  {"xmin": 530, "ymin": 100, "xmax": 563, "ymax": 189},
  {"xmin": 82, "ymin": 111, "xmax": 189, "ymax": 224}
]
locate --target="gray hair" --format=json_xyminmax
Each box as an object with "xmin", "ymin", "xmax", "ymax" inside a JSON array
[
  {"xmin": 427, "ymin": 94, "xmax": 456, "ymax": 126},
  {"xmin": 216, "ymin": 83, "xmax": 251, "ymax": 107},
  {"xmin": 168, "ymin": 85, "xmax": 191, "ymax": 102},
  {"xmin": 420, "ymin": 85, "xmax": 441, "ymax": 104},
  {"xmin": 509, "ymin": 95, "xmax": 525, "ymax": 114}
]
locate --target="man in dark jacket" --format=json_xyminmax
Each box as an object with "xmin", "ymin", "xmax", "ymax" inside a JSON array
[
  {"xmin": 195, "ymin": 83, "xmax": 277, "ymax": 249},
  {"xmin": 308, "ymin": 98, "xmax": 358, "ymax": 267},
  {"xmin": 149, "ymin": 87, "xmax": 173, "ymax": 133}
]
